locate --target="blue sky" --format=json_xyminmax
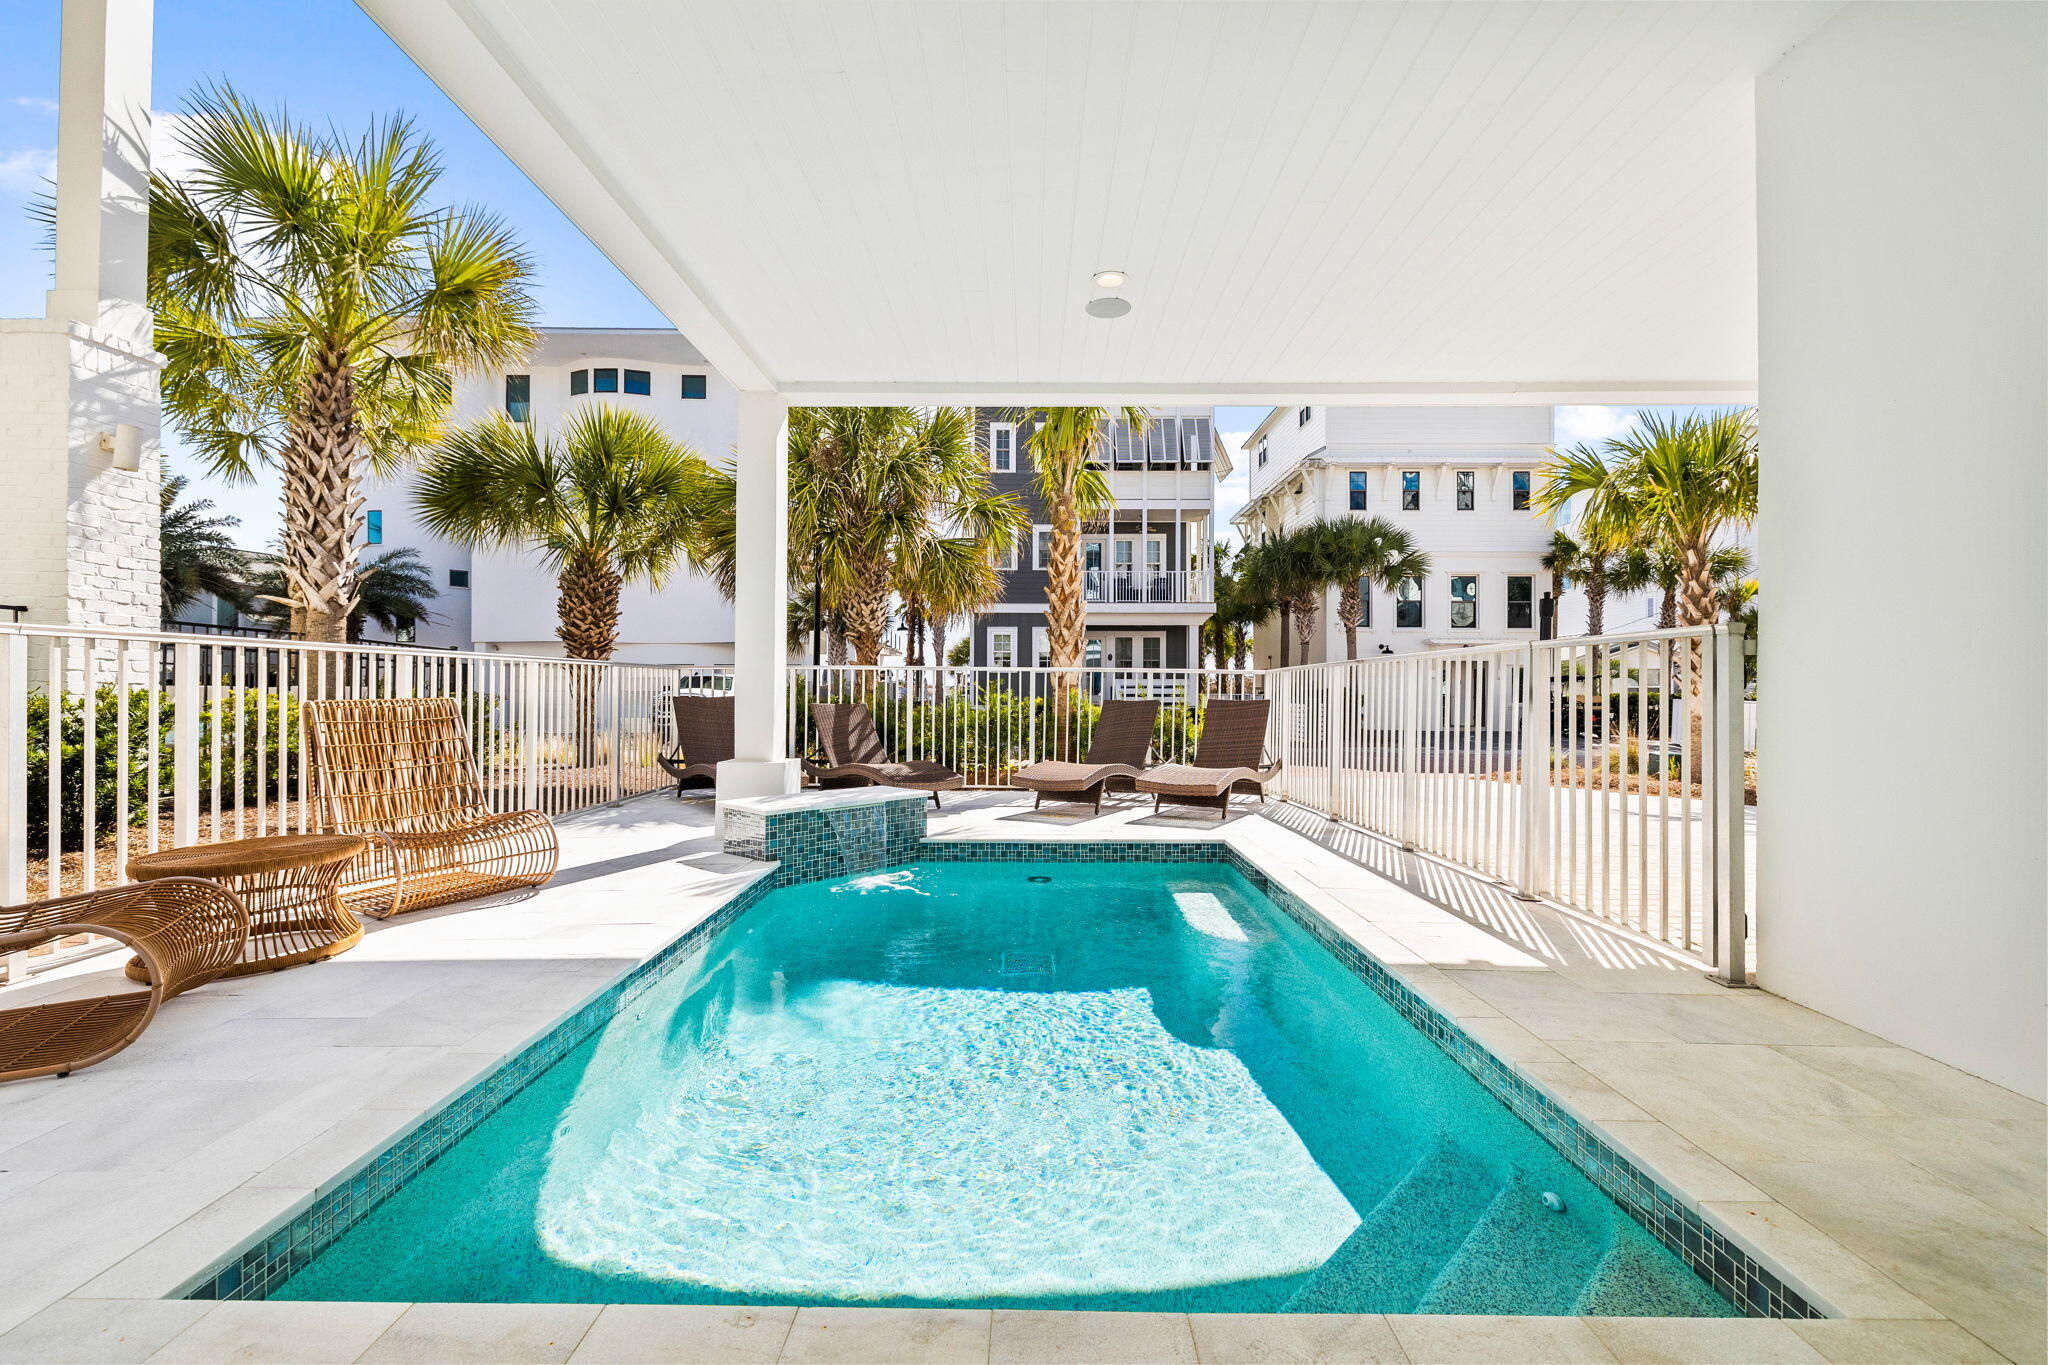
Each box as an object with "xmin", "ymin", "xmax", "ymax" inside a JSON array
[{"xmin": 0, "ymin": 2, "xmax": 1702, "ymax": 551}]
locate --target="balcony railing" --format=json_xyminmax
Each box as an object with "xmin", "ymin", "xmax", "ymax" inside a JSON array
[{"xmin": 1083, "ymin": 567, "xmax": 1213, "ymax": 604}]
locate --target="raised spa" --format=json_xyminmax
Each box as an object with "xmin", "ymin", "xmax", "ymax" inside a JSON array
[{"xmin": 263, "ymin": 860, "xmax": 1739, "ymax": 1316}]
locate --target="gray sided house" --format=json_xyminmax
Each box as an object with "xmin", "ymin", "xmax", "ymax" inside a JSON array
[{"xmin": 969, "ymin": 407, "xmax": 1228, "ymax": 674}]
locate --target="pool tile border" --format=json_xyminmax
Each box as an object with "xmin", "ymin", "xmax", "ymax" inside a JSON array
[{"xmin": 180, "ymin": 834, "xmax": 1821, "ymax": 1322}]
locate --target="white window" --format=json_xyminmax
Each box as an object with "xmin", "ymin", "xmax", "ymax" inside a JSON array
[
  {"xmin": 1450, "ymin": 575, "xmax": 1480, "ymax": 628},
  {"xmin": 1032, "ymin": 526, "xmax": 1052, "ymax": 569},
  {"xmin": 1032, "ymin": 628, "xmax": 1051, "ymax": 668},
  {"xmin": 994, "ymin": 535, "xmax": 1017, "ymax": 571},
  {"xmin": 988, "ymin": 628, "xmax": 1017, "ymax": 669},
  {"xmin": 989, "ymin": 422, "xmax": 1017, "ymax": 473}
]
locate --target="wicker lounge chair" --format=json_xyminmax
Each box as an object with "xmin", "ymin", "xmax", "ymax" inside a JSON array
[
  {"xmin": 304, "ymin": 697, "xmax": 560, "ymax": 919},
  {"xmin": 0, "ymin": 878, "xmax": 248, "ymax": 1082},
  {"xmin": 805, "ymin": 702, "xmax": 966, "ymax": 806},
  {"xmin": 1009, "ymin": 698, "xmax": 1161, "ymax": 813},
  {"xmin": 656, "ymin": 695, "xmax": 733, "ymax": 794},
  {"xmin": 1134, "ymin": 697, "xmax": 1282, "ymax": 818}
]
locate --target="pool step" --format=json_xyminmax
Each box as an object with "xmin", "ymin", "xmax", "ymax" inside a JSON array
[
  {"xmin": 1412, "ymin": 1173, "xmax": 1607, "ymax": 1315},
  {"xmin": 1576, "ymin": 1226, "xmax": 1735, "ymax": 1318},
  {"xmin": 1283, "ymin": 1137, "xmax": 1499, "ymax": 1313}
]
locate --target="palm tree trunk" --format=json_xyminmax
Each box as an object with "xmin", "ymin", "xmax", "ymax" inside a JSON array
[
  {"xmin": 1338, "ymin": 581, "xmax": 1363, "ymax": 660},
  {"xmin": 1585, "ymin": 568, "xmax": 1608, "ymax": 636},
  {"xmin": 1676, "ymin": 537, "xmax": 1717, "ymax": 626},
  {"xmin": 1278, "ymin": 605, "xmax": 1292, "ymax": 667},
  {"xmin": 282, "ymin": 348, "xmax": 364, "ymax": 644},
  {"xmin": 1659, "ymin": 591, "xmax": 1678, "ymax": 629},
  {"xmin": 839, "ymin": 581, "xmax": 891, "ymax": 665},
  {"xmin": 556, "ymin": 549, "xmax": 622, "ymax": 660},
  {"xmin": 1293, "ymin": 592, "xmax": 1318, "ymax": 663},
  {"xmin": 904, "ymin": 596, "xmax": 926, "ymax": 666},
  {"xmin": 1044, "ymin": 487, "xmax": 1085, "ymax": 671}
]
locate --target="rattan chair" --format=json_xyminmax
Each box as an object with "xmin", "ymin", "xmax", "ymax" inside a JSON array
[
  {"xmin": 303, "ymin": 698, "xmax": 560, "ymax": 919},
  {"xmin": 0, "ymin": 878, "xmax": 248, "ymax": 1083},
  {"xmin": 1134, "ymin": 697, "xmax": 1282, "ymax": 818},
  {"xmin": 656, "ymin": 695, "xmax": 733, "ymax": 794},
  {"xmin": 804, "ymin": 702, "xmax": 966, "ymax": 806},
  {"xmin": 1009, "ymin": 698, "xmax": 1161, "ymax": 813}
]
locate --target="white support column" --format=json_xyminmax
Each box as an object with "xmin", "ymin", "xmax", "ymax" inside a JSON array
[
  {"xmin": 717, "ymin": 391, "xmax": 799, "ymax": 817},
  {"xmin": 46, "ymin": 0, "xmax": 153, "ymax": 348},
  {"xmin": 1756, "ymin": 1, "xmax": 2046, "ymax": 1098}
]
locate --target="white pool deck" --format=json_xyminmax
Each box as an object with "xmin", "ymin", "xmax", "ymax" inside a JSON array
[{"xmin": 0, "ymin": 791, "xmax": 2039, "ymax": 1364}]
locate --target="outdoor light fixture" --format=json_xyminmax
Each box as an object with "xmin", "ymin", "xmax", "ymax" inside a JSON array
[
  {"xmin": 1085, "ymin": 297, "xmax": 1132, "ymax": 319},
  {"xmin": 1091, "ymin": 270, "xmax": 1128, "ymax": 288}
]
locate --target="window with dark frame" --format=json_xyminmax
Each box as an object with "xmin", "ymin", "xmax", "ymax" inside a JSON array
[
  {"xmin": 1401, "ymin": 470, "xmax": 1421, "ymax": 510},
  {"xmin": 1348, "ymin": 470, "xmax": 1368, "ymax": 510},
  {"xmin": 1513, "ymin": 469, "xmax": 1532, "ymax": 511},
  {"xmin": 569, "ymin": 369, "xmax": 588, "ymax": 396},
  {"xmin": 593, "ymin": 367, "xmax": 619, "ymax": 393},
  {"xmin": 1507, "ymin": 575, "xmax": 1534, "ymax": 629},
  {"xmin": 1297, "ymin": 406, "xmax": 1312, "ymax": 426},
  {"xmin": 1356, "ymin": 577, "xmax": 1372, "ymax": 627},
  {"xmin": 1456, "ymin": 470, "xmax": 1475, "ymax": 510},
  {"xmin": 1450, "ymin": 575, "xmax": 1479, "ymax": 628},
  {"xmin": 448, "ymin": 569, "xmax": 469, "ymax": 588},
  {"xmin": 623, "ymin": 369, "xmax": 651, "ymax": 395},
  {"xmin": 1396, "ymin": 577, "xmax": 1423, "ymax": 628},
  {"xmin": 681, "ymin": 374, "xmax": 708, "ymax": 399},
  {"xmin": 504, "ymin": 374, "xmax": 531, "ymax": 421}
]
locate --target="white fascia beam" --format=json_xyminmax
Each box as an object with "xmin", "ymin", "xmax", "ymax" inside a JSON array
[
  {"xmin": 356, "ymin": 0, "xmax": 774, "ymax": 392},
  {"xmin": 774, "ymin": 380, "xmax": 1760, "ymax": 408}
]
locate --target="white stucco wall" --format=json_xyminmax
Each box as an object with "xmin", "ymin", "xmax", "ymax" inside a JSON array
[{"xmin": 1756, "ymin": 2, "xmax": 2047, "ymax": 1098}]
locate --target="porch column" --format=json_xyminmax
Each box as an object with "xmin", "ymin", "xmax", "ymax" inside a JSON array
[
  {"xmin": 1755, "ymin": 1, "xmax": 2045, "ymax": 1098},
  {"xmin": 716, "ymin": 391, "xmax": 799, "ymax": 811},
  {"xmin": 46, "ymin": 0, "xmax": 152, "ymax": 346}
]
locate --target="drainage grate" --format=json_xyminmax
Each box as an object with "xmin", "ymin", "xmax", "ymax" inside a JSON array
[{"xmin": 1000, "ymin": 950, "xmax": 1054, "ymax": 976}]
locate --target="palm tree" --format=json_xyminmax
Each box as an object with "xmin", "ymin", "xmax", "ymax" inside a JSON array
[
  {"xmin": 158, "ymin": 473, "xmax": 249, "ymax": 623},
  {"xmin": 1540, "ymin": 530, "xmax": 1601, "ymax": 635},
  {"xmin": 1015, "ymin": 408, "xmax": 1149, "ymax": 673},
  {"xmin": 150, "ymin": 86, "xmax": 537, "ymax": 643},
  {"xmin": 1237, "ymin": 532, "xmax": 1326, "ymax": 667},
  {"xmin": 1203, "ymin": 544, "xmax": 1260, "ymax": 669},
  {"xmin": 694, "ymin": 408, "xmax": 1024, "ymax": 666},
  {"xmin": 1614, "ymin": 543, "xmax": 1752, "ymax": 629},
  {"xmin": 1603, "ymin": 410, "xmax": 1759, "ymax": 626},
  {"xmin": 414, "ymin": 408, "xmax": 714, "ymax": 660},
  {"xmin": 1303, "ymin": 517, "xmax": 1430, "ymax": 660},
  {"xmin": 348, "ymin": 547, "xmax": 439, "ymax": 642},
  {"xmin": 1533, "ymin": 445, "xmax": 1641, "ymax": 637}
]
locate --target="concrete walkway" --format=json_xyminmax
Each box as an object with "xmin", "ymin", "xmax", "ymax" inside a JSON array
[{"xmin": 0, "ymin": 792, "xmax": 2037, "ymax": 1363}]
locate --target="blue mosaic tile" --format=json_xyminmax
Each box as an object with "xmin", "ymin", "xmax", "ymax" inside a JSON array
[{"xmin": 183, "ymin": 829, "xmax": 1822, "ymax": 1322}]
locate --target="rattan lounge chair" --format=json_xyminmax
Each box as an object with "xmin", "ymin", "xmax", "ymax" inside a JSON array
[
  {"xmin": 805, "ymin": 702, "xmax": 966, "ymax": 806},
  {"xmin": 1009, "ymin": 698, "xmax": 1161, "ymax": 813},
  {"xmin": 0, "ymin": 878, "xmax": 248, "ymax": 1082},
  {"xmin": 1134, "ymin": 697, "xmax": 1282, "ymax": 818},
  {"xmin": 656, "ymin": 695, "xmax": 733, "ymax": 794},
  {"xmin": 304, "ymin": 697, "xmax": 560, "ymax": 919}
]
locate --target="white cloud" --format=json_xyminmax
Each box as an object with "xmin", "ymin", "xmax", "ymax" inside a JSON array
[
  {"xmin": 12, "ymin": 97, "xmax": 57, "ymax": 115},
  {"xmin": 1214, "ymin": 430, "xmax": 1253, "ymax": 544},
  {"xmin": 0, "ymin": 146, "xmax": 54, "ymax": 192},
  {"xmin": 1552, "ymin": 405, "xmax": 1645, "ymax": 450}
]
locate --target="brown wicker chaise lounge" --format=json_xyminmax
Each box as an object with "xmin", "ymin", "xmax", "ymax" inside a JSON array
[
  {"xmin": 656, "ymin": 695, "xmax": 733, "ymax": 795},
  {"xmin": 1135, "ymin": 697, "xmax": 1282, "ymax": 819},
  {"xmin": 304, "ymin": 697, "xmax": 560, "ymax": 919},
  {"xmin": 0, "ymin": 878, "xmax": 248, "ymax": 1082},
  {"xmin": 1009, "ymin": 698, "xmax": 1161, "ymax": 813},
  {"xmin": 805, "ymin": 702, "xmax": 966, "ymax": 807}
]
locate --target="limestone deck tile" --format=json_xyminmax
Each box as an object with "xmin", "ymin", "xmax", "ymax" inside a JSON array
[
  {"xmin": 1770, "ymin": 1046, "xmax": 2045, "ymax": 1124},
  {"xmin": 1516, "ymin": 1062, "xmax": 1657, "ymax": 1123},
  {"xmin": 1593, "ymin": 1120, "xmax": 1769, "ymax": 1204},
  {"xmin": 1789, "ymin": 1318, "xmax": 2011, "ymax": 1364},
  {"xmin": 1696, "ymin": 1203, "xmax": 1942, "ymax": 1320},
  {"xmin": 357, "ymin": 1303, "xmax": 601, "ymax": 1364},
  {"xmin": 1442, "ymin": 969, "xmax": 1685, "ymax": 1043},
  {"xmin": 1554, "ymin": 1041, "xmax": 1902, "ymax": 1119},
  {"xmin": 988, "ymin": 1310, "xmax": 1196, "ymax": 1364},
  {"xmin": 778, "ymin": 1307, "xmax": 991, "ymax": 1363},
  {"xmin": 566, "ymin": 1305, "xmax": 797, "ymax": 1364},
  {"xmin": 1385, "ymin": 1314, "xmax": 1616, "ymax": 1363},
  {"xmin": 145, "ymin": 1301, "xmax": 406, "ymax": 1363},
  {"xmin": 0, "ymin": 1299, "xmax": 214, "ymax": 1365},
  {"xmin": 1584, "ymin": 1317, "xmax": 1826, "ymax": 1363},
  {"xmin": 69, "ymin": 1186, "xmax": 315, "ymax": 1299},
  {"xmin": 1454, "ymin": 1014, "xmax": 1574, "ymax": 1066},
  {"xmin": 1186, "ymin": 1312, "xmax": 1408, "ymax": 1364},
  {"xmin": 1856, "ymin": 1117, "xmax": 2047, "ymax": 1233}
]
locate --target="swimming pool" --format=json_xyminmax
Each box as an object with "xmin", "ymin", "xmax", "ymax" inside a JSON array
[{"xmin": 263, "ymin": 859, "xmax": 1737, "ymax": 1316}]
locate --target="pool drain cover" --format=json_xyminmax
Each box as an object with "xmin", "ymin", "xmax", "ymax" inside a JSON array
[{"xmin": 1027, "ymin": 875, "xmax": 1052, "ymax": 883}]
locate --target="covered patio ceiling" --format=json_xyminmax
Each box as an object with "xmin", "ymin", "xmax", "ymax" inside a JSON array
[{"xmin": 359, "ymin": 1, "xmax": 1838, "ymax": 404}]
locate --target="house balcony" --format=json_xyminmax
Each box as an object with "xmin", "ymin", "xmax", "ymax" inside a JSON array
[{"xmin": 1083, "ymin": 567, "xmax": 1214, "ymax": 607}]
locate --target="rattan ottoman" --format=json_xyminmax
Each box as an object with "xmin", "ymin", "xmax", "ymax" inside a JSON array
[{"xmin": 124, "ymin": 834, "xmax": 370, "ymax": 982}]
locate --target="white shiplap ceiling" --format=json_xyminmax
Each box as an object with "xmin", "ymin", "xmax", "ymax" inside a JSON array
[{"xmin": 359, "ymin": 1, "xmax": 1840, "ymax": 402}]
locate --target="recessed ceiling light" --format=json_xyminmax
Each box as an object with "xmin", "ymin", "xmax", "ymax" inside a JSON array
[
  {"xmin": 1085, "ymin": 297, "xmax": 1132, "ymax": 319},
  {"xmin": 1091, "ymin": 270, "xmax": 1128, "ymax": 289}
]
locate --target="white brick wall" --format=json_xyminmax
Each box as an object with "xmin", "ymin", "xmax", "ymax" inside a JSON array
[{"xmin": 0, "ymin": 319, "xmax": 161, "ymax": 629}]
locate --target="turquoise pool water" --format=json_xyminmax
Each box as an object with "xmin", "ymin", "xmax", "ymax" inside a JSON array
[{"xmin": 273, "ymin": 862, "xmax": 1731, "ymax": 1315}]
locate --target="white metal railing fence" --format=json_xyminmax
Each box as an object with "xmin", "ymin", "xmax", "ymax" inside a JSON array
[
  {"xmin": 1082, "ymin": 567, "xmax": 1215, "ymax": 604},
  {"xmin": 788, "ymin": 666, "xmax": 1266, "ymax": 788},
  {"xmin": 1265, "ymin": 626, "xmax": 1750, "ymax": 982},
  {"xmin": 0, "ymin": 622, "xmax": 730, "ymax": 979}
]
